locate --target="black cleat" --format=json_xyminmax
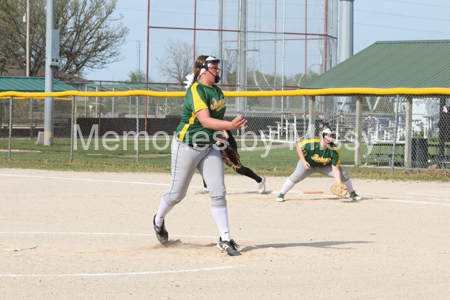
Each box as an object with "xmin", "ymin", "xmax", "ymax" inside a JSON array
[
  {"xmin": 349, "ymin": 191, "xmax": 362, "ymax": 201},
  {"xmin": 217, "ymin": 237, "xmax": 241, "ymax": 256},
  {"xmin": 153, "ymin": 214, "xmax": 169, "ymax": 245}
]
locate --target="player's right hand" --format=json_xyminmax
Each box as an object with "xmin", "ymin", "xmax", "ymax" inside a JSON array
[
  {"xmin": 303, "ymin": 161, "xmax": 311, "ymax": 170},
  {"xmin": 230, "ymin": 115, "xmax": 248, "ymax": 130}
]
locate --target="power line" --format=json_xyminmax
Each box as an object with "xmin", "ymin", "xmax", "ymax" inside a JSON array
[
  {"xmin": 356, "ymin": 9, "xmax": 450, "ymax": 22},
  {"xmin": 381, "ymin": 0, "xmax": 450, "ymax": 8},
  {"xmin": 356, "ymin": 22, "xmax": 450, "ymax": 35}
]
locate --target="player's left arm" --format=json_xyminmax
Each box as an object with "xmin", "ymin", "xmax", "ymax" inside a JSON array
[
  {"xmin": 331, "ymin": 165, "xmax": 342, "ymax": 183},
  {"xmin": 216, "ymin": 130, "xmax": 229, "ymax": 146},
  {"xmin": 330, "ymin": 145, "xmax": 342, "ymax": 182}
]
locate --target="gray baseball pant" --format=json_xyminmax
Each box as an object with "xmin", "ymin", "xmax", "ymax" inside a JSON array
[
  {"xmin": 163, "ymin": 137, "xmax": 227, "ymax": 208},
  {"xmin": 289, "ymin": 160, "xmax": 350, "ymax": 183}
]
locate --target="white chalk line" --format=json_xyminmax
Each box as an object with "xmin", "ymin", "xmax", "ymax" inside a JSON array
[
  {"xmin": 0, "ymin": 266, "xmax": 234, "ymax": 277},
  {"xmin": 0, "ymin": 173, "xmax": 172, "ymax": 187},
  {"xmin": 406, "ymin": 193, "xmax": 450, "ymax": 198},
  {"xmin": 0, "ymin": 231, "xmax": 218, "ymax": 239},
  {"xmin": 0, "ymin": 173, "xmax": 325, "ymax": 195},
  {"xmin": 2, "ymin": 173, "xmax": 448, "ymax": 204},
  {"xmin": 0, "ymin": 231, "xmax": 250, "ymax": 242},
  {"xmin": 0, "ymin": 173, "xmax": 255, "ymax": 192},
  {"xmin": 370, "ymin": 198, "xmax": 450, "ymax": 206}
]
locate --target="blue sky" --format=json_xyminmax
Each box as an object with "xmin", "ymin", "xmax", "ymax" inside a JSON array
[{"xmin": 84, "ymin": 0, "xmax": 450, "ymax": 82}]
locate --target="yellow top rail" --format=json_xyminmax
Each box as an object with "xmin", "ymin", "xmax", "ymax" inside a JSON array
[
  {"xmin": 1, "ymin": 88, "xmax": 450, "ymax": 98},
  {"xmin": 0, "ymin": 96, "xmax": 71, "ymax": 100}
]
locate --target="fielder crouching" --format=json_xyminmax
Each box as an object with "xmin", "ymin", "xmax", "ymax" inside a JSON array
[{"xmin": 276, "ymin": 123, "xmax": 362, "ymax": 202}]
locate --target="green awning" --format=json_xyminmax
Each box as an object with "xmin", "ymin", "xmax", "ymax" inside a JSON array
[
  {"xmin": 0, "ymin": 76, "xmax": 77, "ymax": 92},
  {"xmin": 301, "ymin": 40, "xmax": 450, "ymax": 89}
]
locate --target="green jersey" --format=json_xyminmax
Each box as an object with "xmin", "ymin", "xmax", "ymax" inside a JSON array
[
  {"xmin": 299, "ymin": 138, "xmax": 341, "ymax": 167},
  {"xmin": 176, "ymin": 81, "xmax": 226, "ymax": 145}
]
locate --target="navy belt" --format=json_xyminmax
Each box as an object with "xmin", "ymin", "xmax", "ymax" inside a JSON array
[{"xmin": 187, "ymin": 143, "xmax": 212, "ymax": 148}]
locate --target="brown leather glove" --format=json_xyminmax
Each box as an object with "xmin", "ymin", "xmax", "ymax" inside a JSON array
[
  {"xmin": 330, "ymin": 182, "xmax": 348, "ymax": 197},
  {"xmin": 220, "ymin": 146, "xmax": 242, "ymax": 170}
]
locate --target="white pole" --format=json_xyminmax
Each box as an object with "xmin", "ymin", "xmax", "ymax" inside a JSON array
[
  {"xmin": 338, "ymin": 0, "xmax": 354, "ymax": 64},
  {"xmin": 44, "ymin": 0, "xmax": 55, "ymax": 146}
]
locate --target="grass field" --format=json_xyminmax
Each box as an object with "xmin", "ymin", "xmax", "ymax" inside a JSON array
[{"xmin": 1, "ymin": 138, "xmax": 450, "ymax": 182}]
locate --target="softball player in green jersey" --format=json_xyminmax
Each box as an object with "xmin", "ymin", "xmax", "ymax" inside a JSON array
[
  {"xmin": 276, "ymin": 125, "xmax": 361, "ymax": 202},
  {"xmin": 153, "ymin": 55, "xmax": 247, "ymax": 256}
]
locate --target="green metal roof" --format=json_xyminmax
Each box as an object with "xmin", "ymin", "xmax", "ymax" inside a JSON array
[
  {"xmin": 0, "ymin": 76, "xmax": 77, "ymax": 92},
  {"xmin": 301, "ymin": 40, "xmax": 450, "ymax": 89}
]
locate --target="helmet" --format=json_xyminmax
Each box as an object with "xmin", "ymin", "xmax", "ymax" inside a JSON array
[
  {"xmin": 195, "ymin": 56, "xmax": 220, "ymax": 70},
  {"xmin": 196, "ymin": 56, "xmax": 221, "ymax": 83},
  {"xmin": 321, "ymin": 122, "xmax": 336, "ymax": 143}
]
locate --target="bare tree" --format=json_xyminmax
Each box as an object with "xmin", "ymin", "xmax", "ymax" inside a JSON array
[
  {"xmin": 0, "ymin": 51, "xmax": 7, "ymax": 75},
  {"xmin": 155, "ymin": 39, "xmax": 198, "ymax": 84},
  {"xmin": 223, "ymin": 49, "xmax": 238, "ymax": 84},
  {"xmin": 0, "ymin": 0, "xmax": 129, "ymax": 77}
]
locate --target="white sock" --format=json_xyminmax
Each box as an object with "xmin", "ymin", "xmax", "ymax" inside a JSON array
[
  {"xmin": 280, "ymin": 178, "xmax": 296, "ymax": 194},
  {"xmin": 211, "ymin": 207, "xmax": 231, "ymax": 241},
  {"xmin": 155, "ymin": 198, "xmax": 174, "ymax": 227},
  {"xmin": 343, "ymin": 179, "xmax": 355, "ymax": 193}
]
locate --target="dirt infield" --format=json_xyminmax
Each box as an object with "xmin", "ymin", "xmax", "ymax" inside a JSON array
[{"xmin": 1, "ymin": 168, "xmax": 449, "ymax": 300}]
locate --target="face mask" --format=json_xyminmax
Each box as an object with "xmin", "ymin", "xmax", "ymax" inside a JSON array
[
  {"xmin": 325, "ymin": 134, "xmax": 336, "ymax": 143},
  {"xmin": 207, "ymin": 70, "xmax": 221, "ymax": 83}
]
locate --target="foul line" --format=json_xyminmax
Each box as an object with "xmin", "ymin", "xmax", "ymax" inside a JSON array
[
  {"xmin": 370, "ymin": 198, "xmax": 450, "ymax": 206},
  {"xmin": 2, "ymin": 174, "xmax": 449, "ymax": 204},
  {"xmin": 0, "ymin": 173, "xmax": 257, "ymax": 192},
  {"xmin": 406, "ymin": 193, "xmax": 450, "ymax": 198},
  {"xmin": 0, "ymin": 266, "xmax": 234, "ymax": 277},
  {"xmin": 0, "ymin": 173, "xmax": 172, "ymax": 187},
  {"xmin": 0, "ymin": 231, "xmax": 219, "ymax": 239}
]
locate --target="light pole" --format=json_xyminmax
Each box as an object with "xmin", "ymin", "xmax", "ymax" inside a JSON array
[{"xmin": 26, "ymin": 0, "xmax": 30, "ymax": 77}]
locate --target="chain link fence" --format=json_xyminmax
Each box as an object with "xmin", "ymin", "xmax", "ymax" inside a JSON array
[{"xmin": 1, "ymin": 91, "xmax": 450, "ymax": 172}]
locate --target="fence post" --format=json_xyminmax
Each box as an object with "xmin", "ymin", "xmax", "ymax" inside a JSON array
[
  {"xmin": 70, "ymin": 96, "xmax": 75, "ymax": 163},
  {"xmin": 308, "ymin": 96, "xmax": 315, "ymax": 138},
  {"xmin": 0, "ymin": 103, "xmax": 3, "ymax": 138},
  {"xmin": 354, "ymin": 96, "xmax": 363, "ymax": 166},
  {"xmin": 84, "ymin": 85, "xmax": 88, "ymax": 118},
  {"xmin": 404, "ymin": 96, "xmax": 413, "ymax": 168},
  {"xmin": 8, "ymin": 96, "xmax": 13, "ymax": 159},
  {"xmin": 303, "ymin": 96, "xmax": 307, "ymax": 138},
  {"xmin": 29, "ymin": 97, "xmax": 33, "ymax": 138},
  {"xmin": 439, "ymin": 97, "xmax": 447, "ymax": 155},
  {"xmin": 136, "ymin": 95, "xmax": 139, "ymax": 165},
  {"xmin": 390, "ymin": 95, "xmax": 399, "ymax": 173}
]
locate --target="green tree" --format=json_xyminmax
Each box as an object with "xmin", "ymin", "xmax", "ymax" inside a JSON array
[
  {"xmin": 126, "ymin": 69, "xmax": 147, "ymax": 83},
  {"xmin": 0, "ymin": 0, "xmax": 129, "ymax": 77}
]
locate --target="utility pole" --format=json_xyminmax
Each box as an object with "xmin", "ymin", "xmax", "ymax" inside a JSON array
[
  {"xmin": 44, "ymin": 0, "xmax": 59, "ymax": 146},
  {"xmin": 237, "ymin": 0, "xmax": 247, "ymax": 112},
  {"xmin": 137, "ymin": 40, "xmax": 141, "ymax": 74},
  {"xmin": 26, "ymin": 0, "xmax": 30, "ymax": 77}
]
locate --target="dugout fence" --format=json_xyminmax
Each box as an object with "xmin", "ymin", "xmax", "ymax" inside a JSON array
[{"xmin": 1, "ymin": 88, "xmax": 450, "ymax": 172}]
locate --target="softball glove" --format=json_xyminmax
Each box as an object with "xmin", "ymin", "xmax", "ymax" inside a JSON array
[
  {"xmin": 220, "ymin": 146, "xmax": 242, "ymax": 170},
  {"xmin": 330, "ymin": 182, "xmax": 348, "ymax": 197}
]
